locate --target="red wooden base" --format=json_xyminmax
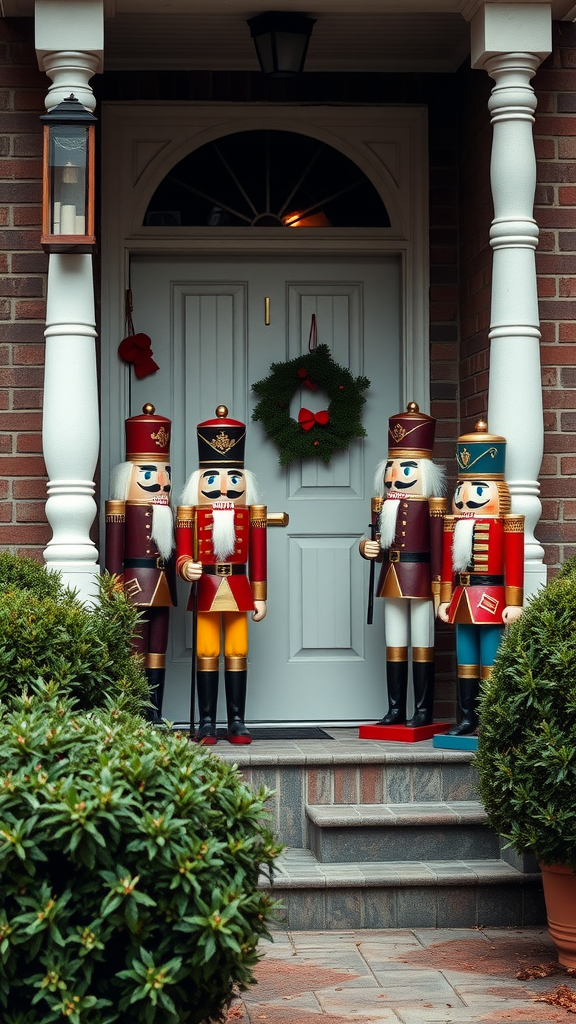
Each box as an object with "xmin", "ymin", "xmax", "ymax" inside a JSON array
[{"xmin": 358, "ymin": 722, "xmax": 452, "ymax": 743}]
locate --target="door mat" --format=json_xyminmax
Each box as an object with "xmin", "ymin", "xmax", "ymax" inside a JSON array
[{"xmin": 217, "ymin": 727, "xmax": 334, "ymax": 740}]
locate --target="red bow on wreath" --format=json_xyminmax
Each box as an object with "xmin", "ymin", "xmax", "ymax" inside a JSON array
[
  {"xmin": 118, "ymin": 333, "xmax": 159, "ymax": 380},
  {"xmin": 298, "ymin": 408, "xmax": 330, "ymax": 431}
]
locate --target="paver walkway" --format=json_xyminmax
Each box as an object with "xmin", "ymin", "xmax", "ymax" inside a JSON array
[{"xmin": 231, "ymin": 927, "xmax": 576, "ymax": 1024}]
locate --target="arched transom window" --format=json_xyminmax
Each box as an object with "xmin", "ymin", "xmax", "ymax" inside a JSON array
[{"xmin": 144, "ymin": 129, "xmax": 390, "ymax": 228}]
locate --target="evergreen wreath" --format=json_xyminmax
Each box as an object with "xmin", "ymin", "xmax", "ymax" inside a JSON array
[{"xmin": 252, "ymin": 343, "xmax": 370, "ymax": 466}]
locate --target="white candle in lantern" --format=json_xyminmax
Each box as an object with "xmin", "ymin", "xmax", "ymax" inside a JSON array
[
  {"xmin": 52, "ymin": 201, "xmax": 61, "ymax": 234},
  {"xmin": 60, "ymin": 204, "xmax": 76, "ymax": 235},
  {"xmin": 75, "ymin": 215, "xmax": 85, "ymax": 234}
]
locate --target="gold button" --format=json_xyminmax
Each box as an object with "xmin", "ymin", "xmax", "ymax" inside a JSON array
[
  {"xmin": 146, "ymin": 549, "xmax": 151, "ymax": 554},
  {"xmin": 402, "ymin": 521, "xmax": 407, "ymax": 526}
]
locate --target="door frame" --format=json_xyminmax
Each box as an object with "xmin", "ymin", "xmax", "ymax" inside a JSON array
[{"xmin": 100, "ymin": 101, "xmax": 429, "ymax": 512}]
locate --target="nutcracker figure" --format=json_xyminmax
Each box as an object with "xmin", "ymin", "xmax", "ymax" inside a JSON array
[
  {"xmin": 175, "ymin": 406, "xmax": 267, "ymax": 745},
  {"xmin": 438, "ymin": 419, "xmax": 524, "ymax": 736},
  {"xmin": 359, "ymin": 403, "xmax": 447, "ymax": 729},
  {"xmin": 105, "ymin": 404, "xmax": 177, "ymax": 721}
]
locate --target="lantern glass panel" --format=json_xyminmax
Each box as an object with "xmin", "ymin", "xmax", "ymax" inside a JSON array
[
  {"xmin": 48, "ymin": 124, "xmax": 88, "ymax": 236},
  {"xmin": 273, "ymin": 31, "xmax": 307, "ymax": 74}
]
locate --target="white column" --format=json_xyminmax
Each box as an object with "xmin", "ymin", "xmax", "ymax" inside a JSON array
[
  {"xmin": 35, "ymin": 1, "xmax": 104, "ymax": 600},
  {"xmin": 471, "ymin": 4, "xmax": 552, "ymax": 598}
]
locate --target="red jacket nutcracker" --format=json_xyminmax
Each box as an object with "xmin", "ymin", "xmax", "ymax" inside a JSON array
[
  {"xmin": 438, "ymin": 420, "xmax": 524, "ymax": 736},
  {"xmin": 360, "ymin": 403, "xmax": 447, "ymax": 729},
  {"xmin": 105, "ymin": 404, "xmax": 177, "ymax": 721},
  {"xmin": 175, "ymin": 406, "xmax": 267, "ymax": 746}
]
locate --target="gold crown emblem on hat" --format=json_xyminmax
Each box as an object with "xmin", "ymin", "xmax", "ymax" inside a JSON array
[
  {"xmin": 151, "ymin": 426, "xmax": 170, "ymax": 448},
  {"xmin": 212, "ymin": 431, "xmax": 236, "ymax": 453},
  {"xmin": 460, "ymin": 447, "xmax": 471, "ymax": 467},
  {"xmin": 391, "ymin": 423, "xmax": 407, "ymax": 443}
]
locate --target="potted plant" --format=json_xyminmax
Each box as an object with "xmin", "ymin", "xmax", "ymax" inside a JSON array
[
  {"xmin": 0, "ymin": 683, "xmax": 280, "ymax": 1022},
  {"xmin": 476, "ymin": 555, "xmax": 576, "ymax": 968}
]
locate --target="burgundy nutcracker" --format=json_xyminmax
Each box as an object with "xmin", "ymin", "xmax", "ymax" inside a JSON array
[
  {"xmin": 360, "ymin": 403, "xmax": 447, "ymax": 732},
  {"xmin": 105, "ymin": 404, "xmax": 177, "ymax": 721},
  {"xmin": 175, "ymin": 406, "xmax": 267, "ymax": 745}
]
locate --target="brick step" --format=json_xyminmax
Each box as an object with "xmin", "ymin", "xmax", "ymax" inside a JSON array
[
  {"xmin": 306, "ymin": 800, "xmax": 499, "ymax": 863},
  {"xmin": 261, "ymin": 848, "xmax": 545, "ymax": 930}
]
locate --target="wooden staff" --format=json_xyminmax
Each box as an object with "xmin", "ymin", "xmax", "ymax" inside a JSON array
[{"xmin": 367, "ymin": 497, "xmax": 383, "ymax": 625}]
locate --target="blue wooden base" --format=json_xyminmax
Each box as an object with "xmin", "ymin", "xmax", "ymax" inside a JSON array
[{"xmin": 432, "ymin": 733, "xmax": 478, "ymax": 751}]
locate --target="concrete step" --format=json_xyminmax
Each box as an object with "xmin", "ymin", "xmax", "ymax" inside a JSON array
[
  {"xmin": 261, "ymin": 848, "xmax": 545, "ymax": 930},
  {"xmin": 306, "ymin": 801, "xmax": 500, "ymax": 863}
]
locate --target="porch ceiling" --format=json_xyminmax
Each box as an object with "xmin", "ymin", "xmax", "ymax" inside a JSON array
[{"xmin": 2, "ymin": 0, "xmax": 576, "ymax": 71}]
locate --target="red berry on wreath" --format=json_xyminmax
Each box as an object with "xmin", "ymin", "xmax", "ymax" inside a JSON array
[{"xmin": 297, "ymin": 368, "xmax": 308, "ymax": 379}]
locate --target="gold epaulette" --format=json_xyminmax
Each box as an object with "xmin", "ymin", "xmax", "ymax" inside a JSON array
[
  {"xmin": 105, "ymin": 500, "xmax": 125, "ymax": 523},
  {"xmin": 443, "ymin": 514, "xmax": 455, "ymax": 533},
  {"xmin": 503, "ymin": 515, "xmax": 524, "ymax": 533},
  {"xmin": 250, "ymin": 504, "xmax": 267, "ymax": 527},
  {"xmin": 429, "ymin": 497, "xmax": 448, "ymax": 517},
  {"xmin": 371, "ymin": 496, "xmax": 384, "ymax": 514}
]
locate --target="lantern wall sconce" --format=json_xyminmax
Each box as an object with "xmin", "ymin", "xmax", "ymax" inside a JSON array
[
  {"xmin": 40, "ymin": 94, "xmax": 97, "ymax": 254},
  {"xmin": 247, "ymin": 11, "xmax": 316, "ymax": 77}
]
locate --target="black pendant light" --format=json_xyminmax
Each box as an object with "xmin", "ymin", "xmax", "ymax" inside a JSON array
[{"xmin": 248, "ymin": 12, "xmax": 316, "ymax": 77}]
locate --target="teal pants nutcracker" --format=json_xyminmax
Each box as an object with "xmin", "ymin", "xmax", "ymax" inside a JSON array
[{"xmin": 456, "ymin": 623, "xmax": 503, "ymax": 677}]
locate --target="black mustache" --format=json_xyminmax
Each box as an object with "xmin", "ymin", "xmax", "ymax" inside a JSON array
[
  {"xmin": 138, "ymin": 482, "xmax": 171, "ymax": 493},
  {"xmin": 455, "ymin": 499, "xmax": 489, "ymax": 510},
  {"xmin": 201, "ymin": 489, "xmax": 244, "ymax": 500},
  {"xmin": 385, "ymin": 479, "xmax": 417, "ymax": 490}
]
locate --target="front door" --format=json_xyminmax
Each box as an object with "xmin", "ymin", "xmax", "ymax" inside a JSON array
[{"xmin": 129, "ymin": 256, "xmax": 401, "ymax": 725}]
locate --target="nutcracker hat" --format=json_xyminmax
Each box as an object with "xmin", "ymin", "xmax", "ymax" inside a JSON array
[
  {"xmin": 388, "ymin": 402, "xmax": 436, "ymax": 459},
  {"xmin": 455, "ymin": 419, "xmax": 506, "ymax": 479},
  {"xmin": 125, "ymin": 403, "xmax": 171, "ymax": 462},
  {"xmin": 197, "ymin": 405, "xmax": 246, "ymax": 467}
]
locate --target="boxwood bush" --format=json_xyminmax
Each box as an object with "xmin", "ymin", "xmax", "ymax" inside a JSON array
[
  {"xmin": 476, "ymin": 555, "xmax": 576, "ymax": 869},
  {"xmin": 0, "ymin": 684, "xmax": 280, "ymax": 1023},
  {"xmin": 0, "ymin": 554, "xmax": 149, "ymax": 715}
]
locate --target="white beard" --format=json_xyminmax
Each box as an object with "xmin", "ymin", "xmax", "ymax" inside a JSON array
[
  {"xmin": 378, "ymin": 497, "xmax": 400, "ymax": 550},
  {"xmin": 453, "ymin": 518, "xmax": 475, "ymax": 573},
  {"xmin": 212, "ymin": 508, "xmax": 236, "ymax": 560},
  {"xmin": 151, "ymin": 504, "xmax": 174, "ymax": 561}
]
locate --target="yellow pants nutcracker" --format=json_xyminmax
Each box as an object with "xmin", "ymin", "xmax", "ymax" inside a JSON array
[{"xmin": 196, "ymin": 612, "xmax": 248, "ymax": 670}]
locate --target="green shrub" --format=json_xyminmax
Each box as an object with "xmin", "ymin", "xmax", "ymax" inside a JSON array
[
  {"xmin": 0, "ymin": 555, "xmax": 149, "ymax": 715},
  {"xmin": 476, "ymin": 555, "xmax": 576, "ymax": 869},
  {"xmin": 0, "ymin": 685, "xmax": 280, "ymax": 1023}
]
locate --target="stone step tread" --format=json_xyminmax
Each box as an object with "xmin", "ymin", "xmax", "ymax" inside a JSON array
[
  {"xmin": 217, "ymin": 744, "xmax": 474, "ymax": 767},
  {"xmin": 306, "ymin": 800, "xmax": 487, "ymax": 827},
  {"xmin": 260, "ymin": 849, "xmax": 541, "ymax": 889}
]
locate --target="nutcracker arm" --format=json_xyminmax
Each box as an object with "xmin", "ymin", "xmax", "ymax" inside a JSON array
[
  {"xmin": 104, "ymin": 500, "xmax": 126, "ymax": 579},
  {"xmin": 175, "ymin": 505, "xmax": 198, "ymax": 581},
  {"xmin": 249, "ymin": 505, "xmax": 267, "ymax": 603}
]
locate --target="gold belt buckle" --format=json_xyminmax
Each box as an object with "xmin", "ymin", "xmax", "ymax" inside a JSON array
[
  {"xmin": 216, "ymin": 563, "xmax": 232, "ymax": 577},
  {"xmin": 389, "ymin": 549, "xmax": 400, "ymax": 563},
  {"xmin": 459, "ymin": 572, "xmax": 470, "ymax": 586},
  {"xmin": 156, "ymin": 556, "xmax": 165, "ymax": 570}
]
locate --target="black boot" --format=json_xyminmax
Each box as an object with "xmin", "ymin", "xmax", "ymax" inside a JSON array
[
  {"xmin": 145, "ymin": 668, "xmax": 165, "ymax": 724},
  {"xmin": 377, "ymin": 662, "xmax": 408, "ymax": 726},
  {"xmin": 406, "ymin": 662, "xmax": 435, "ymax": 728},
  {"xmin": 225, "ymin": 670, "xmax": 252, "ymax": 745},
  {"xmin": 196, "ymin": 671, "xmax": 219, "ymax": 745},
  {"xmin": 449, "ymin": 678, "xmax": 479, "ymax": 736}
]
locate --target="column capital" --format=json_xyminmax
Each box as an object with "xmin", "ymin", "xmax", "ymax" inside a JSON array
[
  {"xmin": 35, "ymin": 0, "xmax": 104, "ymax": 110},
  {"xmin": 471, "ymin": 3, "xmax": 552, "ymax": 71}
]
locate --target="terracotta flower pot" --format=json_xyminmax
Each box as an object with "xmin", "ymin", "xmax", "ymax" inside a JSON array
[{"xmin": 540, "ymin": 863, "xmax": 576, "ymax": 969}]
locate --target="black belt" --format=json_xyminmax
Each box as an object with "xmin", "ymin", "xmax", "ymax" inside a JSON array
[
  {"xmin": 124, "ymin": 556, "xmax": 165, "ymax": 569},
  {"xmin": 203, "ymin": 563, "xmax": 246, "ymax": 577},
  {"xmin": 458, "ymin": 573, "xmax": 503, "ymax": 587},
  {"xmin": 389, "ymin": 551, "xmax": 430, "ymax": 563}
]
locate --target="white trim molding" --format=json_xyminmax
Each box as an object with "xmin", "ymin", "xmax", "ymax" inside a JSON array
[{"xmin": 472, "ymin": 3, "xmax": 552, "ymax": 596}]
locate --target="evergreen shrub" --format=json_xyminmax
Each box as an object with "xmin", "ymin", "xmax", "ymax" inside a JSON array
[
  {"xmin": 0, "ymin": 554, "xmax": 149, "ymax": 715},
  {"xmin": 0, "ymin": 685, "xmax": 279, "ymax": 1023},
  {"xmin": 476, "ymin": 555, "xmax": 576, "ymax": 869}
]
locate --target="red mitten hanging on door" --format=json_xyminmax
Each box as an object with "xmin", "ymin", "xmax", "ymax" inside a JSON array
[{"xmin": 118, "ymin": 333, "xmax": 159, "ymax": 379}]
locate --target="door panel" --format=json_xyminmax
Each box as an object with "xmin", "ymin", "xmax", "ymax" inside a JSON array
[{"xmin": 129, "ymin": 257, "xmax": 401, "ymax": 724}]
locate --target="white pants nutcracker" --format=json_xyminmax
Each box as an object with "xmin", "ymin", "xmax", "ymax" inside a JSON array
[{"xmin": 384, "ymin": 597, "xmax": 434, "ymax": 653}]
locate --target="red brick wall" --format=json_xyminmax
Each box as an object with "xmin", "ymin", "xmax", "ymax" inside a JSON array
[
  {"xmin": 0, "ymin": 18, "xmax": 48, "ymax": 559},
  {"xmin": 533, "ymin": 21, "xmax": 576, "ymax": 573}
]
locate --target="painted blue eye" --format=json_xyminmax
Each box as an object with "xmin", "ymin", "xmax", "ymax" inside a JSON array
[
  {"xmin": 144, "ymin": 471, "xmax": 152, "ymax": 481},
  {"xmin": 230, "ymin": 475, "xmax": 240, "ymax": 485},
  {"xmin": 207, "ymin": 475, "xmax": 217, "ymax": 486},
  {"xmin": 403, "ymin": 467, "xmax": 411, "ymax": 476},
  {"xmin": 476, "ymin": 486, "xmax": 485, "ymax": 497}
]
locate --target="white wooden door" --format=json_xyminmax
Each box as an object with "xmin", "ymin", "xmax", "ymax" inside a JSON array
[{"xmin": 128, "ymin": 257, "xmax": 401, "ymax": 725}]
